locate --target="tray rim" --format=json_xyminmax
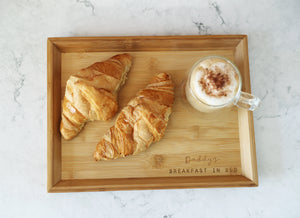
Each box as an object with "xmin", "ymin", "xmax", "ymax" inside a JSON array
[{"xmin": 47, "ymin": 35, "xmax": 258, "ymax": 192}]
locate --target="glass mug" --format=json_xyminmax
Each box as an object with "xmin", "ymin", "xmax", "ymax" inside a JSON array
[{"xmin": 185, "ymin": 56, "xmax": 260, "ymax": 113}]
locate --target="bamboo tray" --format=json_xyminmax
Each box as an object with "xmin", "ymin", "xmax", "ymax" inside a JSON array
[{"xmin": 47, "ymin": 35, "xmax": 258, "ymax": 192}]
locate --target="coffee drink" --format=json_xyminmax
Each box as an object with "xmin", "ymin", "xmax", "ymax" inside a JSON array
[{"xmin": 185, "ymin": 56, "xmax": 241, "ymax": 112}]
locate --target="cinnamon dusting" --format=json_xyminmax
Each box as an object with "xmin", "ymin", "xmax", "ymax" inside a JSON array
[{"xmin": 199, "ymin": 66, "xmax": 231, "ymax": 97}]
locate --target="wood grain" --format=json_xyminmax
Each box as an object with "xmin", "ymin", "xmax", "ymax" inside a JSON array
[
  {"xmin": 50, "ymin": 176, "xmax": 256, "ymax": 193},
  {"xmin": 47, "ymin": 35, "xmax": 258, "ymax": 192},
  {"xmin": 235, "ymin": 37, "xmax": 258, "ymax": 184},
  {"xmin": 47, "ymin": 39, "xmax": 62, "ymax": 191},
  {"xmin": 49, "ymin": 35, "xmax": 243, "ymax": 53}
]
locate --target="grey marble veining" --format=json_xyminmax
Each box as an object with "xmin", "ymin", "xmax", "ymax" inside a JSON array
[{"xmin": 0, "ymin": 0, "xmax": 299, "ymax": 217}]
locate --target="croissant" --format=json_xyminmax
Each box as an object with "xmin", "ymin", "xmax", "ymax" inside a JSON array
[
  {"xmin": 60, "ymin": 53, "xmax": 132, "ymax": 140},
  {"xmin": 94, "ymin": 73, "xmax": 175, "ymax": 161}
]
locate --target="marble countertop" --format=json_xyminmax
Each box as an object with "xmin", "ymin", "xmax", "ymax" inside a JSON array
[{"xmin": 0, "ymin": 0, "xmax": 299, "ymax": 217}]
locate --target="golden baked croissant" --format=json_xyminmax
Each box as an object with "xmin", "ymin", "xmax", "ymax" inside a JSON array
[
  {"xmin": 94, "ymin": 73, "xmax": 175, "ymax": 161},
  {"xmin": 60, "ymin": 53, "xmax": 132, "ymax": 140}
]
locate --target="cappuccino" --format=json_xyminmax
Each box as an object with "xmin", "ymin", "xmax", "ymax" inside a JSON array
[{"xmin": 185, "ymin": 56, "xmax": 241, "ymax": 112}]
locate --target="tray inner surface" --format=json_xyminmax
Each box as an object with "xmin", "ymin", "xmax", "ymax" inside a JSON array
[{"xmin": 61, "ymin": 50, "xmax": 241, "ymax": 180}]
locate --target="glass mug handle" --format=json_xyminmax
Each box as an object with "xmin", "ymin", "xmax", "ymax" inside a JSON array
[{"xmin": 234, "ymin": 91, "xmax": 261, "ymax": 111}]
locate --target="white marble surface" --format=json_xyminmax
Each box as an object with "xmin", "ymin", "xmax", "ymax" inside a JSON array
[{"xmin": 0, "ymin": 0, "xmax": 299, "ymax": 217}]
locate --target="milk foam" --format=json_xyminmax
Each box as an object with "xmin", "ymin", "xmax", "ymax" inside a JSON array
[{"xmin": 190, "ymin": 58, "xmax": 239, "ymax": 106}]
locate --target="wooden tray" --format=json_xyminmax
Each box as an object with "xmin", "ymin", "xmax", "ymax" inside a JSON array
[{"xmin": 47, "ymin": 35, "xmax": 258, "ymax": 192}]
